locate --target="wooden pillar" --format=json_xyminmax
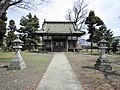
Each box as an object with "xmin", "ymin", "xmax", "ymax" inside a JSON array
[
  {"xmin": 42, "ymin": 41, "xmax": 46, "ymax": 51},
  {"xmin": 66, "ymin": 38, "xmax": 68, "ymax": 52},
  {"xmin": 73, "ymin": 49, "xmax": 75, "ymax": 52},
  {"xmin": 51, "ymin": 36, "xmax": 53, "ymax": 51},
  {"xmin": 74, "ymin": 40, "xmax": 77, "ymax": 52}
]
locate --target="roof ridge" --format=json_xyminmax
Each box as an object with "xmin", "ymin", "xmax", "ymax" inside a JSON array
[{"xmin": 44, "ymin": 21, "xmax": 75, "ymax": 23}]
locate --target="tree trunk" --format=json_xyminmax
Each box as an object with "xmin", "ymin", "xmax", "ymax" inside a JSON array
[
  {"xmin": 90, "ymin": 33, "xmax": 93, "ymax": 54},
  {"xmin": 29, "ymin": 43, "xmax": 31, "ymax": 51},
  {"xmin": 0, "ymin": 0, "xmax": 23, "ymax": 17},
  {"xmin": 91, "ymin": 41, "xmax": 93, "ymax": 53},
  {"xmin": 0, "ymin": 0, "xmax": 10, "ymax": 17}
]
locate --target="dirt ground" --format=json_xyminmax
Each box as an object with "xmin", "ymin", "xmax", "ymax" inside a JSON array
[
  {"xmin": 0, "ymin": 52, "xmax": 54, "ymax": 90},
  {"xmin": 0, "ymin": 51, "xmax": 120, "ymax": 90},
  {"xmin": 65, "ymin": 52, "xmax": 120, "ymax": 90}
]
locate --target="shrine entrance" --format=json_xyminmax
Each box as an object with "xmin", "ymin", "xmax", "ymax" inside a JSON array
[
  {"xmin": 53, "ymin": 40, "xmax": 66, "ymax": 52},
  {"xmin": 53, "ymin": 36, "xmax": 67, "ymax": 52}
]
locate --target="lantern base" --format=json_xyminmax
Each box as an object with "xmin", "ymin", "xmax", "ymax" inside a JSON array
[
  {"xmin": 8, "ymin": 60, "xmax": 26, "ymax": 70},
  {"xmin": 94, "ymin": 58, "xmax": 112, "ymax": 72}
]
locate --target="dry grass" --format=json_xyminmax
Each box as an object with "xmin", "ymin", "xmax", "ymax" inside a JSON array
[
  {"xmin": 65, "ymin": 52, "xmax": 120, "ymax": 90},
  {"xmin": 0, "ymin": 51, "xmax": 54, "ymax": 90},
  {"xmin": 0, "ymin": 50, "xmax": 120, "ymax": 90}
]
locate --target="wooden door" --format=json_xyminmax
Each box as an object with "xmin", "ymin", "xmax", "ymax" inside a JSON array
[{"xmin": 53, "ymin": 40, "xmax": 66, "ymax": 52}]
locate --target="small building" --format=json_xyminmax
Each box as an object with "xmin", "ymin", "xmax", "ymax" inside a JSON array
[
  {"xmin": 36, "ymin": 21, "xmax": 85, "ymax": 52},
  {"xmin": 114, "ymin": 36, "xmax": 120, "ymax": 45},
  {"xmin": 113, "ymin": 36, "xmax": 120, "ymax": 50}
]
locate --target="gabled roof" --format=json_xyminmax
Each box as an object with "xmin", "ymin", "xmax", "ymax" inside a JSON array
[{"xmin": 36, "ymin": 21, "xmax": 85, "ymax": 36}]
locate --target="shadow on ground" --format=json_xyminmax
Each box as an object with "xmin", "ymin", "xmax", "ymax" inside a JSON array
[
  {"xmin": 0, "ymin": 65, "xmax": 8, "ymax": 68},
  {"xmin": 103, "ymin": 70, "xmax": 120, "ymax": 79},
  {"xmin": 82, "ymin": 66, "xmax": 95, "ymax": 70},
  {"xmin": 82, "ymin": 65, "xmax": 120, "ymax": 79}
]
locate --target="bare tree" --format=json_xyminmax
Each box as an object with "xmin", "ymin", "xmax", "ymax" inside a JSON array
[
  {"xmin": 65, "ymin": 0, "xmax": 88, "ymax": 30},
  {"xmin": 0, "ymin": 0, "xmax": 50, "ymax": 17}
]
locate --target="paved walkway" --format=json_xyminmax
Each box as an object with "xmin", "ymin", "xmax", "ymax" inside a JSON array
[{"xmin": 36, "ymin": 53, "xmax": 83, "ymax": 90}]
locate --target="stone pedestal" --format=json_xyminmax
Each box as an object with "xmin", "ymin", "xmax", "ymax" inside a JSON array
[
  {"xmin": 8, "ymin": 36, "xmax": 26, "ymax": 70},
  {"xmin": 94, "ymin": 58, "xmax": 112, "ymax": 72},
  {"xmin": 94, "ymin": 39, "xmax": 112, "ymax": 72}
]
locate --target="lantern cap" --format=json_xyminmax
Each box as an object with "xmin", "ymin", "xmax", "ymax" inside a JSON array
[
  {"xmin": 99, "ymin": 39, "xmax": 108, "ymax": 43},
  {"xmin": 12, "ymin": 36, "xmax": 23, "ymax": 43}
]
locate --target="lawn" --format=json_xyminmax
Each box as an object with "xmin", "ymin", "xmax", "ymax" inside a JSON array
[
  {"xmin": 0, "ymin": 51, "xmax": 14, "ymax": 61},
  {"xmin": 0, "ymin": 51, "xmax": 54, "ymax": 90},
  {"xmin": 65, "ymin": 51, "xmax": 120, "ymax": 90}
]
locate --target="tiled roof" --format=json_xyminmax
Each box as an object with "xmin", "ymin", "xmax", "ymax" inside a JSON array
[{"xmin": 36, "ymin": 21, "xmax": 85, "ymax": 35}]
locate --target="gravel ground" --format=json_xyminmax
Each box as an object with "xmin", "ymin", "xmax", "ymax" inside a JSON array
[
  {"xmin": 65, "ymin": 52, "xmax": 120, "ymax": 90},
  {"xmin": 0, "ymin": 52, "xmax": 54, "ymax": 90}
]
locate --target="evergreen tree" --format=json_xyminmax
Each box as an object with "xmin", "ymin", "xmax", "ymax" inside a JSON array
[
  {"xmin": 18, "ymin": 13, "xmax": 40, "ymax": 50},
  {"xmin": 112, "ymin": 40, "xmax": 119, "ymax": 54},
  {"xmin": 85, "ymin": 10, "xmax": 104, "ymax": 53},
  {"xmin": 104, "ymin": 29, "xmax": 114, "ymax": 53},
  {"xmin": 6, "ymin": 20, "xmax": 17, "ymax": 50},
  {"xmin": 6, "ymin": 31, "xmax": 16, "ymax": 49},
  {"xmin": 0, "ymin": 12, "xmax": 7, "ymax": 47},
  {"xmin": 93, "ymin": 25, "xmax": 114, "ymax": 53},
  {"xmin": 93, "ymin": 25, "xmax": 113, "ymax": 44},
  {"xmin": 8, "ymin": 19, "xmax": 17, "ymax": 31},
  {"xmin": 93, "ymin": 25, "xmax": 106, "ymax": 43}
]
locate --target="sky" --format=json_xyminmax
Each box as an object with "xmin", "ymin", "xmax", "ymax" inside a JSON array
[{"xmin": 7, "ymin": 0, "xmax": 120, "ymax": 38}]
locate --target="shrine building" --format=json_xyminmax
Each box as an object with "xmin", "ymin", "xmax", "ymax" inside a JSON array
[{"xmin": 36, "ymin": 21, "xmax": 85, "ymax": 52}]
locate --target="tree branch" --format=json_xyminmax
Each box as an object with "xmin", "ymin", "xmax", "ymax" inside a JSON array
[
  {"xmin": 0, "ymin": 0, "xmax": 51, "ymax": 17},
  {"xmin": 65, "ymin": 0, "xmax": 88, "ymax": 30},
  {"xmin": 9, "ymin": 0, "xmax": 23, "ymax": 8}
]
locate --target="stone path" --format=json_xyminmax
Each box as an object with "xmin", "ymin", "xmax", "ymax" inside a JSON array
[{"xmin": 36, "ymin": 53, "xmax": 83, "ymax": 90}]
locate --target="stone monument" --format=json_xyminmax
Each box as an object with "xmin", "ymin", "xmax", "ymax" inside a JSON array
[
  {"xmin": 94, "ymin": 39, "xmax": 112, "ymax": 72},
  {"xmin": 8, "ymin": 35, "xmax": 26, "ymax": 70}
]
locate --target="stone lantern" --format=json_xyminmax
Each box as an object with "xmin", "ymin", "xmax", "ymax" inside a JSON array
[
  {"xmin": 8, "ymin": 35, "xmax": 26, "ymax": 70},
  {"xmin": 94, "ymin": 39, "xmax": 112, "ymax": 72}
]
